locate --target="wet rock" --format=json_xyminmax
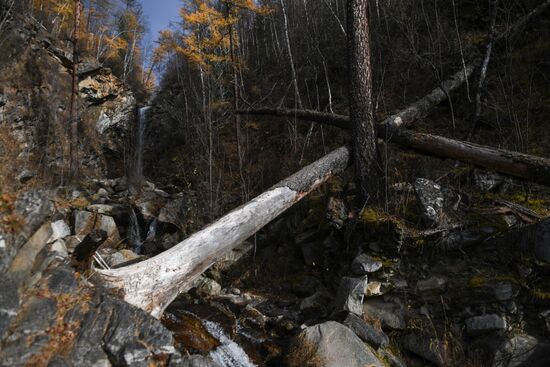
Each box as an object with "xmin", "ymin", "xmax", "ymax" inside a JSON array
[
  {"xmin": 466, "ymin": 314, "xmax": 507, "ymax": 335},
  {"xmin": 288, "ymin": 321, "xmax": 385, "ymax": 367},
  {"xmin": 16, "ymin": 168, "xmax": 34, "ymax": 183},
  {"xmin": 403, "ymin": 333, "xmax": 447, "ymax": 367},
  {"xmin": 163, "ymin": 312, "xmax": 220, "ymax": 354},
  {"xmin": 351, "ymin": 253, "xmax": 383, "ymax": 274},
  {"xmin": 179, "ymin": 355, "xmax": 221, "ymax": 367},
  {"xmin": 414, "ymin": 178, "xmax": 446, "ymax": 227},
  {"xmin": 417, "ymin": 276, "xmax": 447, "ymax": 293},
  {"xmin": 0, "ymin": 275, "xmax": 19, "ymax": 339},
  {"xmin": 363, "ymin": 299, "xmax": 406, "ymax": 330},
  {"xmin": 343, "ymin": 312, "xmax": 389, "ymax": 348},
  {"xmin": 334, "ymin": 276, "xmax": 368, "ymax": 315}
]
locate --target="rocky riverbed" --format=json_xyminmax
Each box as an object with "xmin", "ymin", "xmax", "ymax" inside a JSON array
[{"xmin": 1, "ymin": 172, "xmax": 550, "ymax": 366}]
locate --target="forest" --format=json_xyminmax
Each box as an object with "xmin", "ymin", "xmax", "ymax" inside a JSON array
[{"xmin": 1, "ymin": 0, "xmax": 550, "ymax": 366}]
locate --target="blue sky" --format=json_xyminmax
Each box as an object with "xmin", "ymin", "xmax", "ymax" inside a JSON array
[{"xmin": 141, "ymin": 0, "xmax": 181, "ymax": 43}]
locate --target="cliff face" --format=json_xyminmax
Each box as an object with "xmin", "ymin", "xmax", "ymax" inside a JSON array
[{"xmin": 0, "ymin": 14, "xmax": 136, "ymax": 191}]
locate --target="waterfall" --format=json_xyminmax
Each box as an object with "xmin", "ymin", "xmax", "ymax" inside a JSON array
[
  {"xmin": 133, "ymin": 106, "xmax": 151, "ymax": 182},
  {"xmin": 129, "ymin": 209, "xmax": 143, "ymax": 254},
  {"xmin": 204, "ymin": 320, "xmax": 256, "ymax": 367}
]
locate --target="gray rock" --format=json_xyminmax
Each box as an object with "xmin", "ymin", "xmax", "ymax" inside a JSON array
[
  {"xmin": 334, "ymin": 276, "xmax": 368, "ymax": 315},
  {"xmin": 103, "ymin": 249, "xmax": 141, "ymax": 267},
  {"xmin": 69, "ymin": 293, "xmax": 177, "ymax": 367},
  {"xmin": 473, "ymin": 169, "xmax": 510, "ymax": 193},
  {"xmin": 520, "ymin": 218, "xmax": 550, "ymax": 263},
  {"xmin": 493, "ymin": 282, "xmax": 515, "ymax": 302},
  {"xmin": 414, "ymin": 178, "xmax": 446, "ymax": 227},
  {"xmin": 300, "ymin": 291, "xmax": 330, "ymax": 313},
  {"xmin": 539, "ymin": 310, "xmax": 550, "ymax": 333},
  {"xmin": 16, "ymin": 169, "xmax": 34, "ymax": 183},
  {"xmin": 96, "ymin": 188, "xmax": 110, "ymax": 198},
  {"xmin": 290, "ymin": 321, "xmax": 385, "ymax": 367},
  {"xmin": 363, "ymin": 299, "xmax": 406, "ymax": 330},
  {"xmin": 466, "ymin": 314, "xmax": 507, "ymax": 335},
  {"xmin": 351, "ymin": 253, "xmax": 383, "ymax": 274},
  {"xmin": 492, "ymin": 335, "xmax": 538, "ymax": 367},
  {"xmin": 50, "ymin": 239, "xmax": 68, "ymax": 258},
  {"xmin": 159, "ymin": 197, "xmax": 193, "ymax": 229},
  {"xmin": 48, "ymin": 220, "xmax": 71, "ymax": 243},
  {"xmin": 194, "ymin": 277, "xmax": 222, "ymax": 297},
  {"xmin": 403, "ymin": 333, "xmax": 447, "ymax": 367},
  {"xmin": 8, "ymin": 222, "xmax": 52, "ymax": 287},
  {"xmin": 0, "ymin": 275, "xmax": 19, "ymax": 339},
  {"xmin": 343, "ymin": 312, "xmax": 389, "ymax": 348},
  {"xmin": 1, "ymin": 190, "xmax": 54, "ymax": 273},
  {"xmin": 18, "ymin": 296, "xmax": 57, "ymax": 335},
  {"xmin": 74, "ymin": 210, "xmax": 120, "ymax": 245},
  {"xmin": 417, "ymin": 276, "xmax": 447, "ymax": 292},
  {"xmin": 47, "ymin": 264, "xmax": 78, "ymax": 295}
]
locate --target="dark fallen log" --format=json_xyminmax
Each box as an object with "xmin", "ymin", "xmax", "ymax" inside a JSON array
[
  {"xmin": 239, "ymin": 107, "xmax": 550, "ymax": 187},
  {"xmin": 387, "ymin": 129, "xmax": 550, "ymax": 187},
  {"xmin": 95, "ymin": 146, "xmax": 351, "ymax": 317},
  {"xmin": 235, "ymin": 107, "xmax": 350, "ymax": 129}
]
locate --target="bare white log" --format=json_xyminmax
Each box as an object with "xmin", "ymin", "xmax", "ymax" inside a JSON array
[{"xmin": 95, "ymin": 146, "xmax": 351, "ymax": 318}]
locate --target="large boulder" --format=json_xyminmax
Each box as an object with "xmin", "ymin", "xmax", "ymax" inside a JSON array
[{"xmin": 288, "ymin": 321, "xmax": 385, "ymax": 367}]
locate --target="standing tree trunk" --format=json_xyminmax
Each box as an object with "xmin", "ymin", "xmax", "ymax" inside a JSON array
[
  {"xmin": 347, "ymin": 0, "xmax": 383, "ymax": 203},
  {"xmin": 69, "ymin": 0, "xmax": 81, "ymax": 178}
]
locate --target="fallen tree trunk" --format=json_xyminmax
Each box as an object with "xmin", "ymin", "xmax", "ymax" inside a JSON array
[
  {"xmin": 387, "ymin": 129, "xmax": 550, "ymax": 186},
  {"xmin": 238, "ymin": 108, "xmax": 550, "ymax": 186},
  {"xmin": 95, "ymin": 146, "xmax": 351, "ymax": 318}
]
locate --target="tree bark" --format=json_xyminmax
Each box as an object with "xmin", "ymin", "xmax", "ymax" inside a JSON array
[
  {"xmin": 347, "ymin": 0, "xmax": 383, "ymax": 203},
  {"xmin": 95, "ymin": 146, "xmax": 351, "ymax": 318},
  {"xmin": 69, "ymin": 0, "xmax": 82, "ymax": 178}
]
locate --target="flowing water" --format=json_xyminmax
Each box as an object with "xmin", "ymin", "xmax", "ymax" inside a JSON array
[
  {"xmin": 133, "ymin": 106, "xmax": 151, "ymax": 182},
  {"xmin": 129, "ymin": 208, "xmax": 143, "ymax": 254},
  {"xmin": 204, "ymin": 320, "xmax": 257, "ymax": 367}
]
